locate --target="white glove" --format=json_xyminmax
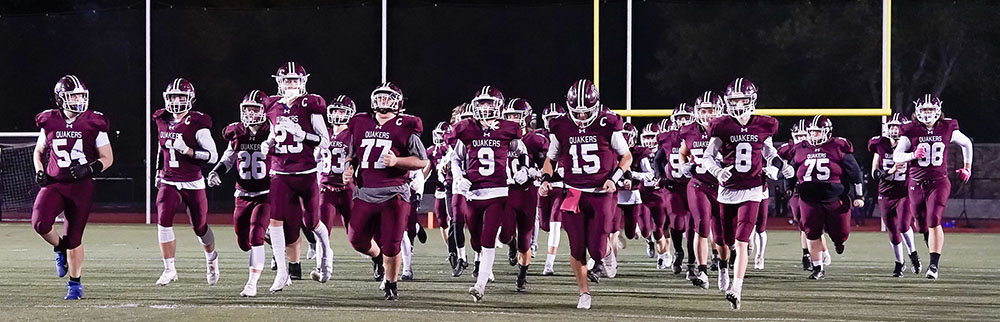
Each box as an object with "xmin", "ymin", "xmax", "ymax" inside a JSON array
[
  {"xmin": 278, "ymin": 122, "xmax": 306, "ymax": 142},
  {"xmin": 207, "ymin": 171, "xmax": 222, "ymax": 187},
  {"xmin": 764, "ymin": 165, "xmax": 779, "ymax": 181},
  {"xmin": 711, "ymin": 165, "xmax": 733, "ymax": 183},
  {"xmin": 261, "ymin": 136, "xmax": 275, "ymax": 155},
  {"xmin": 527, "ymin": 167, "xmax": 541, "ymax": 179},
  {"xmin": 454, "ymin": 176, "xmax": 472, "ymax": 193},
  {"xmin": 513, "ymin": 168, "xmax": 529, "ymax": 185},
  {"xmin": 781, "ymin": 163, "xmax": 795, "ymax": 179},
  {"xmin": 167, "ymin": 137, "xmax": 190, "ymax": 155},
  {"xmin": 680, "ymin": 162, "xmax": 694, "ymax": 177}
]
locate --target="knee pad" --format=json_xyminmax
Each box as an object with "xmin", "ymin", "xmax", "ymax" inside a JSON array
[
  {"xmin": 197, "ymin": 227, "xmax": 215, "ymax": 246},
  {"xmin": 158, "ymin": 225, "xmax": 175, "ymax": 243}
]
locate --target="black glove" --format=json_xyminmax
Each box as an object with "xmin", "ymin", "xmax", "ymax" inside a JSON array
[
  {"xmin": 657, "ymin": 178, "xmax": 675, "ymax": 191},
  {"xmin": 70, "ymin": 160, "xmax": 103, "ymax": 180},
  {"xmin": 36, "ymin": 170, "xmax": 52, "ymax": 187}
]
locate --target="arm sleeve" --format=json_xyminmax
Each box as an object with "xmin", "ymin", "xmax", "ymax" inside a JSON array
[
  {"xmin": 545, "ymin": 133, "xmax": 561, "ymax": 161},
  {"xmin": 451, "ymin": 140, "xmax": 468, "ymax": 178},
  {"xmin": 699, "ymin": 137, "xmax": 723, "ymax": 173},
  {"xmin": 214, "ymin": 142, "xmax": 237, "ymax": 173},
  {"xmin": 511, "ymin": 139, "xmax": 528, "ymax": 170},
  {"xmin": 95, "ymin": 131, "xmax": 110, "ymax": 148},
  {"xmin": 762, "ymin": 137, "xmax": 781, "ymax": 164},
  {"xmin": 892, "ymin": 136, "xmax": 915, "ymax": 163},
  {"xmin": 193, "ymin": 128, "xmax": 219, "ymax": 163},
  {"xmin": 610, "ymin": 131, "xmax": 629, "ymax": 155},
  {"xmin": 842, "ymin": 153, "xmax": 865, "ymax": 196},
  {"xmin": 951, "ymin": 130, "xmax": 973, "ymax": 164},
  {"xmin": 633, "ymin": 157, "xmax": 655, "ymax": 181},
  {"xmin": 653, "ymin": 148, "xmax": 668, "ymax": 179},
  {"xmin": 308, "ymin": 114, "xmax": 330, "ymax": 149},
  {"xmin": 36, "ymin": 129, "xmax": 47, "ymax": 149},
  {"xmin": 407, "ymin": 133, "xmax": 428, "ymax": 160},
  {"xmin": 155, "ymin": 146, "xmax": 163, "ymax": 171}
]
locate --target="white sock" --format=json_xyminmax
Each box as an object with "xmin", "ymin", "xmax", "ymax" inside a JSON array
[
  {"xmin": 757, "ymin": 231, "xmax": 767, "ymax": 258},
  {"xmin": 269, "ymin": 225, "xmax": 287, "ymax": 277},
  {"xmin": 820, "ymin": 250, "xmax": 830, "ymax": 259},
  {"xmin": 205, "ymin": 250, "xmax": 218, "ymax": 262},
  {"xmin": 401, "ymin": 234, "xmax": 413, "ymax": 272},
  {"xmin": 248, "ymin": 246, "xmax": 264, "ymax": 286},
  {"xmin": 163, "ymin": 258, "xmax": 176, "ymax": 271},
  {"xmin": 891, "ymin": 242, "xmax": 905, "ymax": 263},
  {"xmin": 902, "ymin": 228, "xmax": 916, "ymax": 255},
  {"xmin": 458, "ymin": 247, "xmax": 467, "ymax": 261},
  {"xmin": 750, "ymin": 227, "xmax": 759, "ymax": 255},
  {"xmin": 531, "ymin": 214, "xmax": 540, "ymax": 247},
  {"xmin": 548, "ymin": 223, "xmax": 562, "ymax": 248},
  {"xmin": 812, "ymin": 260, "xmax": 822, "ymax": 267},
  {"xmin": 312, "ymin": 223, "xmax": 333, "ymax": 270},
  {"xmin": 476, "ymin": 248, "xmax": 496, "ymax": 289},
  {"xmin": 545, "ymin": 254, "xmax": 556, "ymax": 267},
  {"xmin": 731, "ymin": 277, "xmax": 744, "ymax": 291}
]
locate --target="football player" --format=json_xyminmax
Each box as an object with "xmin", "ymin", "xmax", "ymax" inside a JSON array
[
  {"xmin": 678, "ymin": 91, "xmax": 724, "ymax": 288},
  {"xmin": 640, "ymin": 122, "xmax": 670, "ymax": 265},
  {"xmin": 445, "ymin": 104, "xmax": 473, "ymax": 277},
  {"xmin": 428, "ymin": 122, "xmax": 452, "ymax": 257},
  {"xmin": 658, "ymin": 103, "xmax": 696, "ymax": 275},
  {"xmin": 617, "ymin": 122, "xmax": 653, "ymax": 248},
  {"xmin": 780, "ymin": 116, "xmax": 864, "ymax": 280},
  {"xmin": 501, "ymin": 98, "xmax": 548, "ymax": 292},
  {"xmin": 699, "ymin": 78, "xmax": 786, "ymax": 309},
  {"xmin": 208, "ymin": 90, "xmax": 271, "ymax": 296},
  {"xmin": 869, "ymin": 113, "xmax": 921, "ymax": 277},
  {"xmin": 892, "ymin": 94, "xmax": 973, "ymax": 279},
  {"xmin": 539, "ymin": 79, "xmax": 632, "ymax": 309},
  {"xmin": 317, "ymin": 95, "xmax": 356, "ymax": 278},
  {"xmin": 452, "ymin": 86, "xmax": 524, "ymax": 301},
  {"xmin": 345, "ymin": 82, "xmax": 428, "ymax": 300},
  {"xmin": 260, "ymin": 62, "xmax": 333, "ymax": 292},
  {"xmin": 538, "ymin": 103, "xmax": 567, "ymax": 276},
  {"xmin": 32, "ymin": 75, "xmax": 114, "ymax": 299},
  {"xmin": 152, "ymin": 78, "xmax": 220, "ymax": 287}
]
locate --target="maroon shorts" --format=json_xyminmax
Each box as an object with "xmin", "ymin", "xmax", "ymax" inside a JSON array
[
  {"xmin": 686, "ymin": 180, "xmax": 720, "ymax": 238},
  {"xmin": 434, "ymin": 197, "xmax": 449, "ymax": 229},
  {"xmin": 505, "ymin": 186, "xmax": 538, "ymax": 251},
  {"xmin": 756, "ymin": 196, "xmax": 769, "ymax": 233},
  {"xmin": 348, "ymin": 196, "xmax": 410, "ymax": 257},
  {"xmin": 538, "ymin": 187, "xmax": 564, "ymax": 231},
  {"xmin": 800, "ymin": 198, "xmax": 851, "ymax": 245},
  {"xmin": 32, "ymin": 179, "xmax": 94, "ymax": 249},
  {"xmin": 719, "ymin": 201, "xmax": 759, "ymax": 246},
  {"xmin": 321, "ymin": 185, "xmax": 353, "ymax": 234},
  {"xmin": 451, "ymin": 193, "xmax": 471, "ymax": 225},
  {"xmin": 619, "ymin": 204, "xmax": 649, "ymax": 239},
  {"xmin": 641, "ymin": 188, "xmax": 668, "ymax": 240},
  {"xmin": 612, "ymin": 206, "xmax": 623, "ymax": 233},
  {"xmin": 878, "ymin": 195, "xmax": 911, "ymax": 245},
  {"xmin": 270, "ymin": 173, "xmax": 321, "ymax": 244},
  {"xmin": 467, "ymin": 197, "xmax": 507, "ymax": 252},
  {"xmin": 234, "ymin": 195, "xmax": 270, "ymax": 251},
  {"xmin": 908, "ymin": 178, "xmax": 951, "ymax": 233},
  {"xmin": 156, "ymin": 183, "xmax": 209, "ymax": 237},
  {"xmin": 790, "ymin": 195, "xmax": 804, "ymax": 231},
  {"xmin": 665, "ymin": 187, "xmax": 691, "ymax": 233},
  {"xmin": 562, "ymin": 191, "xmax": 616, "ymax": 262}
]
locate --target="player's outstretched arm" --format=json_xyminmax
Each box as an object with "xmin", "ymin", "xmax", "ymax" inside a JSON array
[{"xmin": 951, "ymin": 129, "xmax": 973, "ymax": 181}]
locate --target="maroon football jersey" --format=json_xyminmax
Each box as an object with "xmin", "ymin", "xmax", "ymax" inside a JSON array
[
  {"xmin": 453, "ymin": 119, "xmax": 522, "ymax": 190},
  {"xmin": 627, "ymin": 146, "xmax": 652, "ymax": 190},
  {"xmin": 706, "ymin": 115, "xmax": 778, "ymax": 189},
  {"xmin": 508, "ymin": 128, "xmax": 549, "ymax": 186},
  {"xmin": 900, "ymin": 118, "xmax": 959, "ymax": 181},
  {"xmin": 548, "ymin": 113, "xmax": 624, "ymax": 190},
  {"xmin": 264, "ymin": 94, "xmax": 327, "ymax": 173},
  {"xmin": 867, "ymin": 136, "xmax": 907, "ymax": 198},
  {"xmin": 785, "ymin": 138, "xmax": 853, "ymax": 184},
  {"xmin": 154, "ymin": 109, "xmax": 213, "ymax": 182},
  {"xmin": 36, "ymin": 109, "xmax": 110, "ymax": 181},
  {"xmin": 348, "ymin": 112, "xmax": 423, "ymax": 188},
  {"xmin": 320, "ymin": 128, "xmax": 352, "ymax": 187},
  {"xmin": 222, "ymin": 122, "xmax": 271, "ymax": 193},
  {"xmin": 679, "ymin": 123, "xmax": 718, "ymax": 186},
  {"xmin": 659, "ymin": 129, "xmax": 691, "ymax": 184},
  {"xmin": 427, "ymin": 143, "xmax": 449, "ymax": 189}
]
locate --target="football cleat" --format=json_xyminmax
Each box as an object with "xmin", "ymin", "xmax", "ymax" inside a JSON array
[
  {"xmin": 488, "ymin": 272, "xmax": 495, "ymax": 282},
  {"xmin": 587, "ymin": 266, "xmax": 602, "ymax": 284},
  {"xmin": 311, "ymin": 264, "xmax": 331, "ymax": 283},
  {"xmin": 693, "ymin": 271, "xmax": 710, "ymax": 289},
  {"xmin": 289, "ymin": 262, "xmax": 302, "ymax": 280},
  {"xmin": 530, "ymin": 243, "xmax": 538, "ymax": 258},
  {"xmin": 472, "ymin": 260, "xmax": 481, "ymax": 278},
  {"xmin": 686, "ymin": 265, "xmax": 696, "ymax": 281},
  {"xmin": 754, "ymin": 254, "xmax": 765, "ymax": 270},
  {"xmin": 802, "ymin": 254, "xmax": 813, "ymax": 271},
  {"xmin": 515, "ymin": 277, "xmax": 527, "ymax": 292},
  {"xmin": 416, "ymin": 225, "xmax": 428, "ymax": 244},
  {"xmin": 542, "ymin": 264, "xmax": 555, "ymax": 276},
  {"xmin": 893, "ymin": 262, "xmax": 905, "ymax": 278},
  {"xmin": 909, "ymin": 252, "xmax": 922, "ymax": 274},
  {"xmin": 577, "ymin": 292, "xmax": 592, "ymax": 310},
  {"xmin": 508, "ymin": 245, "xmax": 518, "ymax": 266},
  {"xmin": 55, "ymin": 250, "xmax": 69, "ymax": 278},
  {"xmin": 672, "ymin": 252, "xmax": 684, "ymax": 274},
  {"xmin": 453, "ymin": 258, "xmax": 468, "ymax": 277},
  {"xmin": 717, "ymin": 269, "xmax": 730, "ymax": 291},
  {"xmin": 835, "ymin": 243, "xmax": 845, "ymax": 255},
  {"xmin": 401, "ymin": 270, "xmax": 414, "ymax": 281},
  {"xmin": 469, "ymin": 285, "xmax": 485, "ymax": 302},
  {"xmin": 726, "ymin": 288, "xmax": 742, "ymax": 310},
  {"xmin": 240, "ymin": 283, "xmax": 257, "ymax": 297},
  {"xmin": 64, "ymin": 281, "xmax": 83, "ymax": 300},
  {"xmin": 156, "ymin": 269, "xmax": 178, "ymax": 286},
  {"xmin": 808, "ymin": 266, "xmax": 825, "ymax": 280},
  {"xmin": 616, "ymin": 233, "xmax": 627, "ymax": 250},
  {"xmin": 270, "ymin": 256, "xmax": 277, "ymax": 271},
  {"xmin": 602, "ymin": 251, "xmax": 618, "ymax": 279},
  {"xmin": 448, "ymin": 253, "xmax": 458, "ymax": 271},
  {"xmin": 306, "ymin": 243, "xmax": 316, "ymax": 260},
  {"xmin": 646, "ymin": 241, "xmax": 656, "ymax": 258},
  {"xmin": 384, "ymin": 283, "xmax": 399, "ymax": 301},
  {"xmin": 269, "ymin": 272, "xmax": 291, "ymax": 293},
  {"xmin": 925, "ymin": 264, "xmax": 938, "ymax": 280},
  {"xmin": 206, "ymin": 257, "xmax": 220, "ymax": 285},
  {"xmin": 710, "ymin": 254, "xmax": 720, "ymax": 271},
  {"xmin": 373, "ymin": 261, "xmax": 385, "ymax": 281}
]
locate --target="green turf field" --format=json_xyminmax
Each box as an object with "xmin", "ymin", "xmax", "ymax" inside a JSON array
[{"xmin": 0, "ymin": 223, "xmax": 997, "ymax": 321}]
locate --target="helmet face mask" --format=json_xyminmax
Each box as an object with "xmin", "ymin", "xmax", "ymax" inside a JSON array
[
  {"xmin": 472, "ymin": 96, "xmax": 502, "ymax": 121},
  {"xmin": 163, "ymin": 78, "xmax": 196, "ymax": 115},
  {"xmin": 503, "ymin": 110, "xmax": 525, "ymax": 126},
  {"xmin": 806, "ymin": 115, "xmax": 833, "ymax": 146},
  {"xmin": 569, "ymin": 107, "xmax": 598, "ymax": 127},
  {"xmin": 565, "ymin": 79, "xmax": 600, "ymax": 128},
  {"xmin": 62, "ymin": 91, "xmax": 89, "ymax": 113},
  {"xmin": 327, "ymin": 104, "xmax": 353, "ymax": 125},
  {"xmin": 672, "ymin": 104, "xmax": 694, "ymax": 128},
  {"xmin": 695, "ymin": 105, "xmax": 718, "ymax": 126},
  {"xmin": 273, "ymin": 62, "xmax": 309, "ymax": 100},
  {"xmin": 541, "ymin": 103, "xmax": 566, "ymax": 130},
  {"xmin": 240, "ymin": 103, "xmax": 266, "ymax": 126},
  {"xmin": 913, "ymin": 94, "xmax": 942, "ymax": 126},
  {"xmin": 371, "ymin": 83, "xmax": 403, "ymax": 114},
  {"xmin": 725, "ymin": 78, "xmax": 758, "ymax": 120}
]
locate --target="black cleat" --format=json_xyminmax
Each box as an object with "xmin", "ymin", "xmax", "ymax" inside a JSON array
[
  {"xmin": 271, "ymin": 256, "xmax": 278, "ymax": 271},
  {"xmin": 453, "ymin": 258, "xmax": 468, "ymax": 277},
  {"xmin": 925, "ymin": 264, "xmax": 938, "ymax": 279},
  {"xmin": 672, "ymin": 253, "xmax": 684, "ymax": 274},
  {"xmin": 515, "ymin": 278, "xmax": 527, "ymax": 292},
  {"xmin": 808, "ymin": 266, "xmax": 825, "ymax": 280},
  {"xmin": 508, "ymin": 245, "xmax": 518, "ymax": 266},
  {"xmin": 685, "ymin": 265, "xmax": 696, "ymax": 281},
  {"xmin": 909, "ymin": 252, "xmax": 922, "ymax": 274},
  {"xmin": 448, "ymin": 253, "xmax": 458, "ymax": 271},
  {"xmin": 835, "ymin": 243, "xmax": 845, "ymax": 255},
  {"xmin": 473, "ymin": 260, "xmax": 481, "ymax": 278},
  {"xmin": 710, "ymin": 255, "xmax": 720, "ymax": 271},
  {"xmin": 384, "ymin": 283, "xmax": 398, "ymax": 301},
  {"xmin": 646, "ymin": 241, "xmax": 656, "ymax": 258},
  {"xmin": 401, "ymin": 270, "xmax": 413, "ymax": 280},
  {"xmin": 587, "ymin": 267, "xmax": 601, "ymax": 284},
  {"xmin": 373, "ymin": 262, "xmax": 385, "ymax": 281},
  {"xmin": 802, "ymin": 255, "xmax": 813, "ymax": 271},
  {"xmin": 289, "ymin": 262, "xmax": 302, "ymax": 280},
  {"xmin": 416, "ymin": 226, "xmax": 427, "ymax": 244},
  {"xmin": 893, "ymin": 262, "xmax": 905, "ymax": 278}
]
